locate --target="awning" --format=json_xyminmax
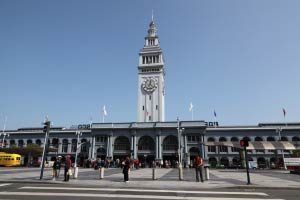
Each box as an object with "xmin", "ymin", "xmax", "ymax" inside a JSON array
[{"xmin": 203, "ymin": 141, "xmax": 300, "ymax": 150}]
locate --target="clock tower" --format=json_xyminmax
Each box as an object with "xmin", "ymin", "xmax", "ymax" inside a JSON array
[{"xmin": 138, "ymin": 18, "xmax": 165, "ymax": 122}]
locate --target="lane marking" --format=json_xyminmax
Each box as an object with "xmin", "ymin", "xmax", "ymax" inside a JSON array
[
  {"xmin": 0, "ymin": 184, "xmax": 12, "ymax": 187},
  {"xmin": 20, "ymin": 186, "xmax": 268, "ymax": 196},
  {"xmin": 0, "ymin": 192, "xmax": 285, "ymax": 200}
]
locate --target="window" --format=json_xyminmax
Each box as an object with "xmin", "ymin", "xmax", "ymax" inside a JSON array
[
  {"xmin": 156, "ymin": 105, "xmax": 158, "ymax": 110},
  {"xmin": 143, "ymin": 106, "xmax": 144, "ymax": 110},
  {"xmin": 149, "ymin": 116, "xmax": 151, "ymax": 121},
  {"xmin": 149, "ymin": 95, "xmax": 151, "ymax": 100}
]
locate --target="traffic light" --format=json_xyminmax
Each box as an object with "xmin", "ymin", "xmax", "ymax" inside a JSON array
[
  {"xmin": 240, "ymin": 139, "xmax": 249, "ymax": 147},
  {"xmin": 43, "ymin": 121, "xmax": 50, "ymax": 133}
]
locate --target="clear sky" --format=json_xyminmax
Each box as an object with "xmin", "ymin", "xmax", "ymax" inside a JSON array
[{"xmin": 1, "ymin": 0, "xmax": 300, "ymax": 130}]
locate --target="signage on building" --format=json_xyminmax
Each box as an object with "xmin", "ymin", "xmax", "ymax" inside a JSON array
[
  {"xmin": 70, "ymin": 124, "xmax": 91, "ymax": 130},
  {"xmin": 205, "ymin": 122, "xmax": 219, "ymax": 127}
]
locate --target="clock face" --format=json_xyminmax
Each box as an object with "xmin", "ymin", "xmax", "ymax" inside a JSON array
[{"xmin": 142, "ymin": 77, "xmax": 157, "ymax": 93}]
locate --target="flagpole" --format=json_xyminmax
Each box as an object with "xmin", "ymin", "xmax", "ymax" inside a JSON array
[{"xmin": 192, "ymin": 109, "xmax": 194, "ymax": 121}]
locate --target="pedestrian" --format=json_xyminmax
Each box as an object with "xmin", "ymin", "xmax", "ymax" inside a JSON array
[
  {"xmin": 64, "ymin": 155, "xmax": 72, "ymax": 182},
  {"xmin": 123, "ymin": 156, "xmax": 131, "ymax": 182},
  {"xmin": 52, "ymin": 156, "xmax": 62, "ymax": 180},
  {"xmin": 194, "ymin": 155, "xmax": 204, "ymax": 182}
]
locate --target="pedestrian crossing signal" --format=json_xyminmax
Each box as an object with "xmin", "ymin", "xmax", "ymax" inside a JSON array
[{"xmin": 240, "ymin": 139, "xmax": 249, "ymax": 147}]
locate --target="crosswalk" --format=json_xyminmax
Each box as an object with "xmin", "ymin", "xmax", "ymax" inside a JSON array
[{"xmin": 0, "ymin": 185, "xmax": 285, "ymax": 200}]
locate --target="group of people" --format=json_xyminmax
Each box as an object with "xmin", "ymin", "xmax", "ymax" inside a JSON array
[
  {"xmin": 52, "ymin": 155, "xmax": 205, "ymax": 183},
  {"xmin": 52, "ymin": 155, "xmax": 72, "ymax": 182}
]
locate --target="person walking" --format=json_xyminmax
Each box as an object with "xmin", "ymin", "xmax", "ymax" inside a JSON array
[
  {"xmin": 64, "ymin": 155, "xmax": 72, "ymax": 182},
  {"xmin": 195, "ymin": 155, "xmax": 204, "ymax": 182},
  {"xmin": 52, "ymin": 156, "xmax": 61, "ymax": 180},
  {"xmin": 123, "ymin": 156, "xmax": 131, "ymax": 182}
]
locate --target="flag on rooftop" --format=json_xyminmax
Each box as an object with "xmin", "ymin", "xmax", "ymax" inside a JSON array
[
  {"xmin": 283, "ymin": 108, "xmax": 286, "ymax": 118},
  {"xmin": 102, "ymin": 105, "xmax": 107, "ymax": 116},
  {"xmin": 214, "ymin": 110, "xmax": 217, "ymax": 118},
  {"xmin": 189, "ymin": 102, "xmax": 194, "ymax": 112}
]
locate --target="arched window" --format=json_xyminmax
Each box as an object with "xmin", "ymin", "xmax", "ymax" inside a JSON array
[
  {"xmin": 163, "ymin": 135, "xmax": 178, "ymax": 151},
  {"xmin": 71, "ymin": 139, "xmax": 77, "ymax": 152},
  {"xmin": 138, "ymin": 136, "xmax": 155, "ymax": 151},
  {"xmin": 255, "ymin": 137, "xmax": 263, "ymax": 141},
  {"xmin": 62, "ymin": 139, "xmax": 68, "ymax": 153},
  {"xmin": 207, "ymin": 137, "xmax": 216, "ymax": 152},
  {"xmin": 10, "ymin": 140, "xmax": 16, "ymax": 146},
  {"xmin": 280, "ymin": 136, "xmax": 288, "ymax": 141},
  {"xmin": 81, "ymin": 139, "xmax": 88, "ymax": 152},
  {"xmin": 52, "ymin": 138, "xmax": 59, "ymax": 149},
  {"xmin": 27, "ymin": 139, "xmax": 33, "ymax": 145},
  {"xmin": 36, "ymin": 139, "xmax": 42, "ymax": 146},
  {"xmin": 114, "ymin": 136, "xmax": 130, "ymax": 151},
  {"xmin": 267, "ymin": 137, "xmax": 275, "ymax": 141},
  {"xmin": 219, "ymin": 137, "xmax": 227, "ymax": 153},
  {"xmin": 231, "ymin": 137, "xmax": 239, "ymax": 152},
  {"xmin": 18, "ymin": 140, "xmax": 24, "ymax": 148},
  {"xmin": 292, "ymin": 136, "xmax": 300, "ymax": 142}
]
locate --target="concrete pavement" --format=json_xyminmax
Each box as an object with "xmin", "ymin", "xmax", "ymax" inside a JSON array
[{"xmin": 0, "ymin": 167, "xmax": 299, "ymax": 190}]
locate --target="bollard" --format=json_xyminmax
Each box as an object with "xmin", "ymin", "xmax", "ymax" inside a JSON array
[
  {"xmin": 74, "ymin": 167, "xmax": 79, "ymax": 179},
  {"xmin": 152, "ymin": 167, "xmax": 157, "ymax": 180},
  {"xmin": 99, "ymin": 167, "xmax": 104, "ymax": 179},
  {"xmin": 179, "ymin": 165, "xmax": 183, "ymax": 180},
  {"xmin": 204, "ymin": 166, "xmax": 209, "ymax": 180}
]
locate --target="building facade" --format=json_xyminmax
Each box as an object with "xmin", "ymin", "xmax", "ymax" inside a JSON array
[{"xmin": 1, "ymin": 20, "xmax": 300, "ymax": 169}]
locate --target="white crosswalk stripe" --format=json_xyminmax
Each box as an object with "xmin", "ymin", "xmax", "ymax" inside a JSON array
[
  {"xmin": 20, "ymin": 186, "xmax": 269, "ymax": 196},
  {"xmin": 0, "ymin": 192, "xmax": 285, "ymax": 200},
  {"xmin": 0, "ymin": 183, "xmax": 12, "ymax": 187},
  {"xmin": 4, "ymin": 186, "xmax": 284, "ymax": 200}
]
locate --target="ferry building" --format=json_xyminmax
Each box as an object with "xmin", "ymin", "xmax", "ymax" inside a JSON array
[{"xmin": 1, "ymin": 19, "xmax": 300, "ymax": 168}]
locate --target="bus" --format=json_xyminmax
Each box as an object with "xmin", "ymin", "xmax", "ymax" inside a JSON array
[{"xmin": 0, "ymin": 152, "xmax": 21, "ymax": 167}]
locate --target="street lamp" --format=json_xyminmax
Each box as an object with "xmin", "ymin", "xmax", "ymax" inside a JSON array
[
  {"xmin": 177, "ymin": 118, "xmax": 185, "ymax": 180},
  {"xmin": 0, "ymin": 133, "xmax": 10, "ymax": 148},
  {"xmin": 276, "ymin": 127, "xmax": 287, "ymax": 170},
  {"xmin": 74, "ymin": 131, "xmax": 82, "ymax": 168}
]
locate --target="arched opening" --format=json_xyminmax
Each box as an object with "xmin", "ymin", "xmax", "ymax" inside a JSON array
[
  {"xmin": 267, "ymin": 137, "xmax": 275, "ymax": 141},
  {"xmin": 209, "ymin": 157, "xmax": 217, "ymax": 168},
  {"xmin": 138, "ymin": 136, "xmax": 155, "ymax": 151},
  {"xmin": 36, "ymin": 139, "xmax": 42, "ymax": 146},
  {"xmin": 10, "ymin": 140, "xmax": 15, "ymax": 147},
  {"xmin": 220, "ymin": 157, "xmax": 229, "ymax": 168},
  {"xmin": 162, "ymin": 135, "xmax": 178, "ymax": 166},
  {"xmin": 113, "ymin": 136, "xmax": 130, "ymax": 161},
  {"xmin": 71, "ymin": 139, "xmax": 77, "ymax": 152},
  {"xmin": 97, "ymin": 148, "xmax": 106, "ymax": 160},
  {"xmin": 292, "ymin": 136, "xmax": 300, "ymax": 142},
  {"xmin": 257, "ymin": 157, "xmax": 266, "ymax": 169},
  {"xmin": 280, "ymin": 136, "xmax": 288, "ymax": 141},
  {"xmin": 270, "ymin": 157, "xmax": 276, "ymax": 169},
  {"xmin": 137, "ymin": 136, "xmax": 155, "ymax": 168},
  {"xmin": 232, "ymin": 157, "xmax": 241, "ymax": 168},
  {"xmin": 255, "ymin": 137, "xmax": 263, "ymax": 141},
  {"xmin": 163, "ymin": 135, "xmax": 178, "ymax": 151}
]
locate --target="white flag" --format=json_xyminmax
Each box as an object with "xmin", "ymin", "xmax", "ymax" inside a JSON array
[
  {"xmin": 102, "ymin": 105, "xmax": 107, "ymax": 116},
  {"xmin": 189, "ymin": 102, "xmax": 194, "ymax": 112}
]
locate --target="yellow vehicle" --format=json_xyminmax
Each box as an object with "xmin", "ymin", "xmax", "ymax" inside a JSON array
[{"xmin": 0, "ymin": 152, "xmax": 21, "ymax": 167}]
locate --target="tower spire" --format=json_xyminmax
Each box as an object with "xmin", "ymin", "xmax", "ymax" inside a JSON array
[{"xmin": 152, "ymin": 9, "xmax": 154, "ymax": 22}]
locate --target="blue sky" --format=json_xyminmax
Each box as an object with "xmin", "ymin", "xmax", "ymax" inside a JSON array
[{"xmin": 0, "ymin": 0, "xmax": 300, "ymax": 129}]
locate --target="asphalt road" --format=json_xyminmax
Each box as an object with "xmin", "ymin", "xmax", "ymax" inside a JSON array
[{"xmin": 0, "ymin": 182, "xmax": 298, "ymax": 200}]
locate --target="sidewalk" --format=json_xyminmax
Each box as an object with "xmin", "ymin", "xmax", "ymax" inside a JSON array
[{"xmin": 0, "ymin": 167, "xmax": 299, "ymax": 190}]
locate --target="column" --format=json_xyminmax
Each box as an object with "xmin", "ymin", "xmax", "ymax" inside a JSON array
[
  {"xmin": 155, "ymin": 135, "xmax": 159, "ymax": 160},
  {"xmin": 58, "ymin": 139, "xmax": 62, "ymax": 154},
  {"xmin": 106, "ymin": 136, "xmax": 110, "ymax": 158},
  {"xmin": 133, "ymin": 135, "xmax": 137, "ymax": 159},
  {"xmin": 110, "ymin": 135, "xmax": 113, "ymax": 159},
  {"xmin": 158, "ymin": 135, "xmax": 162, "ymax": 159},
  {"xmin": 90, "ymin": 136, "xmax": 95, "ymax": 159}
]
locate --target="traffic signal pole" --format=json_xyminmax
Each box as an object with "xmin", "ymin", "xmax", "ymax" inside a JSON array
[
  {"xmin": 244, "ymin": 145, "xmax": 251, "ymax": 185},
  {"xmin": 40, "ymin": 121, "xmax": 50, "ymax": 180}
]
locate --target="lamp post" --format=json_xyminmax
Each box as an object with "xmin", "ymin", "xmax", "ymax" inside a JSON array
[
  {"xmin": 74, "ymin": 131, "xmax": 82, "ymax": 168},
  {"xmin": 177, "ymin": 118, "xmax": 184, "ymax": 180},
  {"xmin": 0, "ymin": 133, "xmax": 10, "ymax": 148},
  {"xmin": 276, "ymin": 127, "xmax": 286, "ymax": 170}
]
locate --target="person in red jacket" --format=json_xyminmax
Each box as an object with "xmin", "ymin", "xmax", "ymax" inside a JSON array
[{"xmin": 194, "ymin": 155, "xmax": 204, "ymax": 182}]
